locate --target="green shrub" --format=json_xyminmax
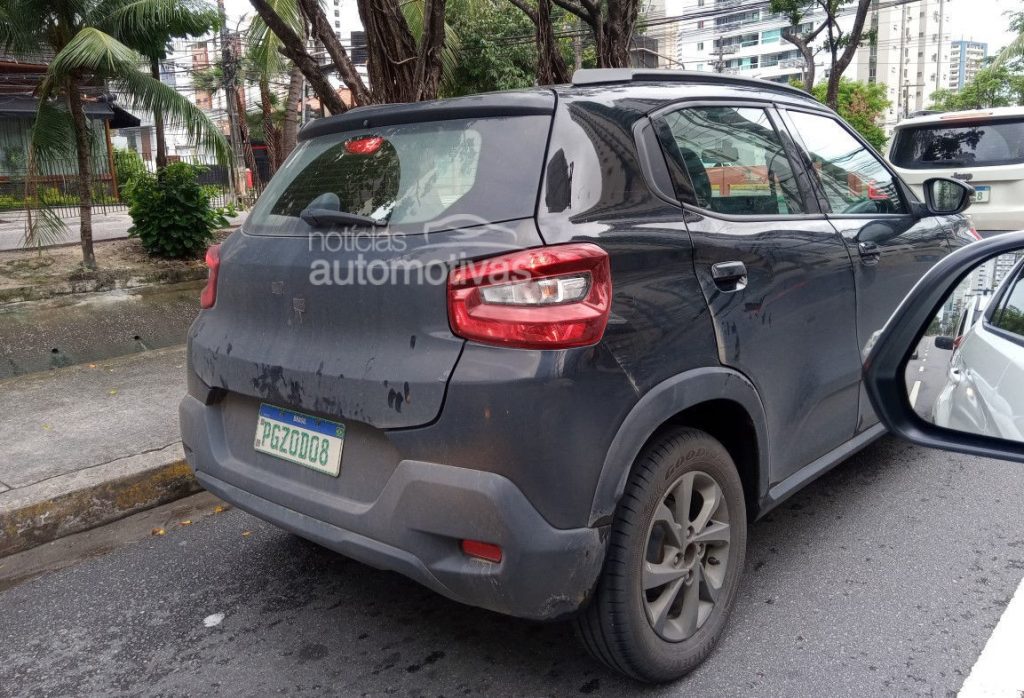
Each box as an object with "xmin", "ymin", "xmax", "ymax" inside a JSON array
[
  {"xmin": 125, "ymin": 162, "xmax": 228, "ymax": 258},
  {"xmin": 39, "ymin": 186, "xmax": 77, "ymax": 206},
  {"xmin": 113, "ymin": 148, "xmax": 146, "ymax": 195},
  {"xmin": 0, "ymin": 194, "xmax": 23, "ymax": 210}
]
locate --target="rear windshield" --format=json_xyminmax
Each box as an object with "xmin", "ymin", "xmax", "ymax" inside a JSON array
[
  {"xmin": 890, "ymin": 118, "xmax": 1024, "ymax": 169},
  {"xmin": 246, "ymin": 115, "xmax": 551, "ymax": 235}
]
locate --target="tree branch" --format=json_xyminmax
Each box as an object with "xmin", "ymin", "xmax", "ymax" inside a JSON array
[
  {"xmin": 249, "ymin": 0, "xmax": 346, "ymax": 114},
  {"xmin": 297, "ymin": 0, "xmax": 372, "ymax": 105}
]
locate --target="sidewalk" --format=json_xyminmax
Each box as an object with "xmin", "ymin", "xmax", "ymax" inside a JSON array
[
  {"xmin": 0, "ymin": 346, "xmax": 199, "ymax": 556},
  {"xmin": 0, "ymin": 210, "xmax": 248, "ymax": 252}
]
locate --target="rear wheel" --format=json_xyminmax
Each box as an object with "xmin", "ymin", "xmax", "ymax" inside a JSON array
[{"xmin": 575, "ymin": 427, "xmax": 747, "ymax": 682}]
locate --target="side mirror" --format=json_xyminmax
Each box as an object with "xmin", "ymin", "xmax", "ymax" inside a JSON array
[
  {"xmin": 922, "ymin": 177, "xmax": 974, "ymax": 215},
  {"xmin": 865, "ymin": 230, "xmax": 1024, "ymax": 463}
]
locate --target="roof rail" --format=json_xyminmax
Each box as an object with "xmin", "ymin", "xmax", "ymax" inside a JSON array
[{"xmin": 570, "ymin": 68, "xmax": 810, "ymax": 98}]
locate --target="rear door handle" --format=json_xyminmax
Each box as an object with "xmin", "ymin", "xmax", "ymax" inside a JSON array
[
  {"xmin": 858, "ymin": 241, "xmax": 882, "ymax": 263},
  {"xmin": 711, "ymin": 261, "xmax": 748, "ymax": 292}
]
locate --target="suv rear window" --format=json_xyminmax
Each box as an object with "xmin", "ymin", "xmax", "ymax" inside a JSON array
[
  {"xmin": 890, "ymin": 118, "xmax": 1024, "ymax": 169},
  {"xmin": 246, "ymin": 115, "xmax": 551, "ymax": 235}
]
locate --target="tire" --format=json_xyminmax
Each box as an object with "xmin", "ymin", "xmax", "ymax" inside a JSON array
[{"xmin": 574, "ymin": 427, "xmax": 748, "ymax": 683}]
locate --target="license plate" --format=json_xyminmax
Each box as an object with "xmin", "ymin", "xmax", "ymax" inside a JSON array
[
  {"xmin": 254, "ymin": 404, "xmax": 345, "ymax": 476},
  {"xmin": 974, "ymin": 185, "xmax": 991, "ymax": 203}
]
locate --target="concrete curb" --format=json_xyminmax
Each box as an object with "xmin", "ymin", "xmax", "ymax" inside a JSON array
[
  {"xmin": 0, "ymin": 443, "xmax": 199, "ymax": 558},
  {"xmin": 0, "ymin": 267, "xmax": 209, "ymax": 305}
]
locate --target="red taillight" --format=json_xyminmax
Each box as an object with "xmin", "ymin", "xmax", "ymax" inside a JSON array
[
  {"xmin": 969, "ymin": 226, "xmax": 982, "ymax": 241},
  {"xmin": 461, "ymin": 540, "xmax": 502, "ymax": 563},
  {"xmin": 447, "ymin": 243, "xmax": 612, "ymax": 350},
  {"xmin": 200, "ymin": 244, "xmax": 221, "ymax": 309},
  {"xmin": 345, "ymin": 136, "xmax": 384, "ymax": 155}
]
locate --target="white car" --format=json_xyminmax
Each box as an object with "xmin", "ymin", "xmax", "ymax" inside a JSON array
[
  {"xmin": 889, "ymin": 107, "xmax": 1024, "ymax": 235},
  {"xmin": 932, "ymin": 257, "xmax": 1024, "ymax": 439}
]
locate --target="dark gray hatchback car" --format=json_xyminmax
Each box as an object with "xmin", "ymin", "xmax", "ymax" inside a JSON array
[{"xmin": 180, "ymin": 69, "xmax": 975, "ymax": 682}]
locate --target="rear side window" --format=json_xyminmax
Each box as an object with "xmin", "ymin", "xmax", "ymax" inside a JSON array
[
  {"xmin": 991, "ymin": 266, "xmax": 1024, "ymax": 338},
  {"xmin": 890, "ymin": 118, "xmax": 1024, "ymax": 169},
  {"xmin": 655, "ymin": 106, "xmax": 806, "ymax": 216},
  {"xmin": 246, "ymin": 116, "xmax": 550, "ymax": 235}
]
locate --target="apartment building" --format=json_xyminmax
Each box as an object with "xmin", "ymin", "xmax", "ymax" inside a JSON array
[
  {"xmin": 856, "ymin": 0, "xmax": 955, "ymax": 133},
  {"xmin": 949, "ymin": 39, "xmax": 988, "ymax": 90},
  {"xmin": 671, "ymin": 0, "xmax": 858, "ymax": 84}
]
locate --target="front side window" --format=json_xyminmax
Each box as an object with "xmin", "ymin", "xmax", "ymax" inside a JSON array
[
  {"xmin": 655, "ymin": 106, "xmax": 805, "ymax": 216},
  {"xmin": 786, "ymin": 110, "xmax": 907, "ymax": 215},
  {"xmin": 991, "ymin": 265, "xmax": 1024, "ymax": 338}
]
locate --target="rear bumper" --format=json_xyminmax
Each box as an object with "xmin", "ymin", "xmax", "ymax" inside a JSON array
[{"xmin": 180, "ymin": 395, "xmax": 606, "ymax": 620}]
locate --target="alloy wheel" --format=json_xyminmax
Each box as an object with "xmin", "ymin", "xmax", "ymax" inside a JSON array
[{"xmin": 642, "ymin": 470, "xmax": 732, "ymax": 642}]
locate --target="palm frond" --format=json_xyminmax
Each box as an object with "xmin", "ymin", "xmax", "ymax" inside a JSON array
[
  {"xmin": 112, "ymin": 68, "xmax": 231, "ymax": 164},
  {"xmin": 23, "ymin": 204, "xmax": 68, "ymax": 249},
  {"xmin": 22, "ymin": 92, "xmax": 73, "ymax": 249},
  {"xmin": 39, "ymin": 26, "xmax": 230, "ymax": 163},
  {"xmin": 99, "ymin": 0, "xmax": 220, "ymax": 56},
  {"xmin": 993, "ymin": 33, "xmax": 1024, "ymax": 68},
  {"xmin": 247, "ymin": 0, "xmax": 301, "ymax": 78}
]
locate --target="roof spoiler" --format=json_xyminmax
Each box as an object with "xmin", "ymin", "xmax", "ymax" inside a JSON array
[{"xmin": 570, "ymin": 68, "xmax": 809, "ymax": 98}]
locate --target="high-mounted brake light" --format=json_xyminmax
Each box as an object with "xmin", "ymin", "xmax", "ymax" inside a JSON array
[
  {"xmin": 345, "ymin": 136, "xmax": 384, "ymax": 155},
  {"xmin": 447, "ymin": 243, "xmax": 612, "ymax": 350},
  {"xmin": 200, "ymin": 244, "xmax": 221, "ymax": 309}
]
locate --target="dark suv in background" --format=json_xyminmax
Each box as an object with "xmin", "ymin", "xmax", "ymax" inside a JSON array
[{"xmin": 180, "ymin": 69, "xmax": 974, "ymax": 682}]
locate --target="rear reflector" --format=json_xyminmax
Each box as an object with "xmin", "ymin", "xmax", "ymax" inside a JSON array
[
  {"xmin": 200, "ymin": 244, "xmax": 221, "ymax": 309},
  {"xmin": 447, "ymin": 243, "xmax": 612, "ymax": 350},
  {"xmin": 461, "ymin": 540, "xmax": 502, "ymax": 563}
]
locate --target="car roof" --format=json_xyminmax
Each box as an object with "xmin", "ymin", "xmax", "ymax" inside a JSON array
[{"xmin": 894, "ymin": 105, "xmax": 1024, "ymax": 130}]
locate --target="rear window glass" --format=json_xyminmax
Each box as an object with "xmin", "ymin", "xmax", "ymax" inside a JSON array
[
  {"xmin": 246, "ymin": 115, "xmax": 550, "ymax": 235},
  {"xmin": 890, "ymin": 118, "xmax": 1024, "ymax": 169}
]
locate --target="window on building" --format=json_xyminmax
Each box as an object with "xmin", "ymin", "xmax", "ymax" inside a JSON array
[{"xmin": 697, "ymin": 42, "xmax": 704, "ymax": 50}]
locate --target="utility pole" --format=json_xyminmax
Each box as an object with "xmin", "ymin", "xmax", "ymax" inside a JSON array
[
  {"xmin": 217, "ymin": 0, "xmax": 245, "ymax": 205},
  {"xmin": 711, "ymin": 43, "xmax": 737, "ymax": 73}
]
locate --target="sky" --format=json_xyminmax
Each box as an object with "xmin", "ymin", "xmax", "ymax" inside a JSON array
[
  {"xmin": 222, "ymin": 0, "xmax": 1023, "ymax": 56},
  {"xmin": 955, "ymin": 0, "xmax": 1020, "ymax": 52}
]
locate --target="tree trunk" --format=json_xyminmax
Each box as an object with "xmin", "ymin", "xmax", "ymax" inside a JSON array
[
  {"xmin": 539, "ymin": 0, "xmax": 570, "ymax": 83},
  {"xmin": 259, "ymin": 77, "xmax": 279, "ymax": 174},
  {"xmin": 66, "ymin": 76, "xmax": 96, "ymax": 269},
  {"xmin": 355, "ymin": 0, "xmax": 420, "ymax": 103},
  {"xmin": 280, "ymin": 67, "xmax": 302, "ymax": 159},
  {"xmin": 150, "ymin": 56, "xmax": 167, "ymax": 169},
  {"xmin": 782, "ymin": 28, "xmax": 818, "ymax": 92},
  {"xmin": 826, "ymin": 0, "xmax": 872, "ymax": 109},
  {"xmin": 250, "ymin": 0, "xmax": 346, "ymax": 114},
  {"xmin": 414, "ymin": 0, "xmax": 447, "ymax": 100},
  {"xmin": 507, "ymin": 0, "xmax": 570, "ymax": 85},
  {"xmin": 297, "ymin": 0, "xmax": 371, "ymax": 106},
  {"xmin": 234, "ymin": 87, "xmax": 260, "ymax": 190},
  {"xmin": 549, "ymin": 0, "xmax": 640, "ymax": 69}
]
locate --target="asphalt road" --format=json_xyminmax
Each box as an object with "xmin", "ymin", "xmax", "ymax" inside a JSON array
[
  {"xmin": 905, "ymin": 336, "xmax": 954, "ymax": 421},
  {"xmin": 3, "ymin": 437, "xmax": 1023, "ymax": 697}
]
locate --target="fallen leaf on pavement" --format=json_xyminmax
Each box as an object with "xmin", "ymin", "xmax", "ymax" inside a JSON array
[
  {"xmin": 203, "ymin": 613, "xmax": 225, "ymax": 628},
  {"xmin": 213, "ymin": 505, "xmax": 226, "ymax": 514},
  {"xmin": 151, "ymin": 527, "xmax": 165, "ymax": 536},
  {"xmin": 42, "ymin": 424, "xmax": 52, "ymax": 430},
  {"xmin": 241, "ymin": 530, "xmax": 252, "ymax": 537},
  {"xmin": 179, "ymin": 520, "xmax": 192, "ymax": 526},
  {"xmin": 108, "ymin": 389, "xmax": 118, "ymax": 396},
  {"xmin": 88, "ymin": 364, "xmax": 96, "ymax": 368}
]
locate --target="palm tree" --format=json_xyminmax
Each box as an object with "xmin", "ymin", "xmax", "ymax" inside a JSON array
[
  {"xmin": 247, "ymin": 0, "xmax": 304, "ymax": 171},
  {"xmin": 0, "ymin": 0, "xmax": 229, "ymax": 268},
  {"xmin": 131, "ymin": 2, "xmax": 220, "ymax": 169}
]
